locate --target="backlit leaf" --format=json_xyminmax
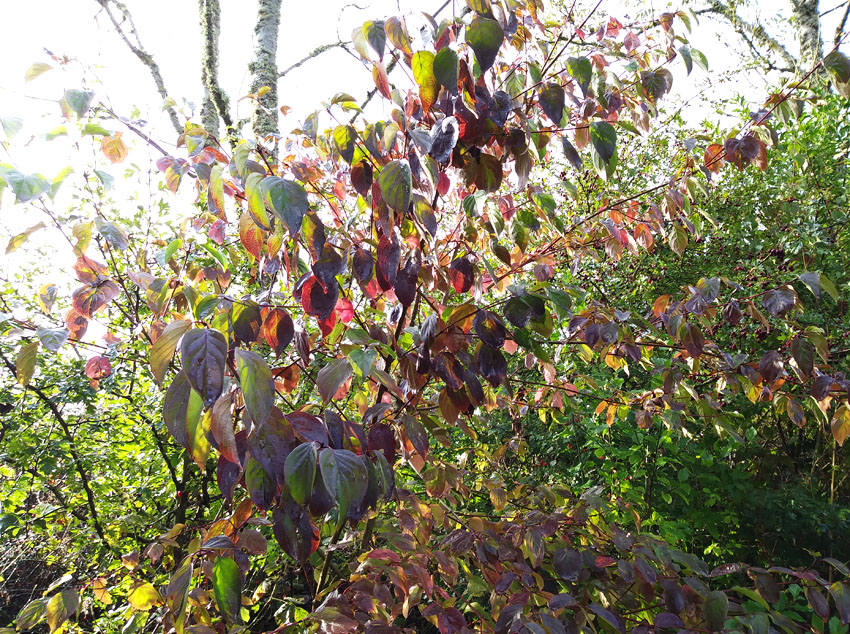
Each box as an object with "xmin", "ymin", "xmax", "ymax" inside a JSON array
[
  {"xmin": 317, "ymin": 358, "xmax": 353, "ymax": 403},
  {"xmin": 379, "ymin": 160, "xmax": 411, "ymax": 213},
  {"xmin": 284, "ymin": 441, "xmax": 318, "ymax": 505},
  {"xmin": 212, "ymin": 557, "xmax": 242, "ymax": 623},
  {"xmin": 235, "ymin": 349, "xmax": 274, "ymax": 427},
  {"xmin": 181, "ymin": 328, "xmax": 228, "ymax": 408},
  {"xmin": 466, "ymin": 17, "xmax": 504, "ymax": 72}
]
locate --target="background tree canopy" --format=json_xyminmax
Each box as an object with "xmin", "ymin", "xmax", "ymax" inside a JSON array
[{"xmin": 0, "ymin": 1, "xmax": 849, "ymax": 633}]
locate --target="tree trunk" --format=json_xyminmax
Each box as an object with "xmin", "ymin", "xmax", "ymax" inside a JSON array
[
  {"xmin": 791, "ymin": 0, "xmax": 822, "ymax": 70},
  {"xmin": 249, "ymin": 0, "xmax": 282, "ymax": 146},
  {"xmin": 199, "ymin": 0, "xmax": 224, "ymax": 137}
]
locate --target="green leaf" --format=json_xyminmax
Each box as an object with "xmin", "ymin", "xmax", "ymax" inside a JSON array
[
  {"xmin": 703, "ymin": 591, "xmax": 728, "ymax": 631},
  {"xmin": 333, "ymin": 125, "xmax": 357, "ymax": 164},
  {"xmin": 319, "ymin": 448, "xmax": 368, "ymax": 528},
  {"xmin": 1, "ymin": 117, "xmax": 23, "ymax": 139},
  {"xmin": 379, "ymin": 160, "xmax": 411, "ymax": 213},
  {"xmin": 180, "ymin": 328, "xmax": 228, "ymax": 408},
  {"xmin": 362, "ymin": 20, "xmax": 386, "ymax": 59},
  {"xmin": 94, "ymin": 217, "xmax": 129, "ymax": 250},
  {"xmin": 150, "ymin": 319, "xmax": 192, "ymax": 385},
  {"xmin": 45, "ymin": 590, "xmax": 78, "ymax": 632},
  {"xmin": 348, "ymin": 347, "xmax": 377, "ymax": 378},
  {"xmin": 566, "ymin": 57, "xmax": 592, "ymax": 96},
  {"xmin": 16, "ymin": 598, "xmax": 47, "ymax": 630},
  {"xmin": 538, "ymin": 83, "xmax": 565, "ymax": 124},
  {"xmin": 212, "ymin": 557, "xmax": 242, "ymax": 624},
  {"xmin": 824, "ymin": 51, "xmax": 850, "ymax": 83},
  {"xmin": 235, "ymin": 349, "xmax": 274, "ymax": 426},
  {"xmin": 244, "ymin": 172, "xmax": 270, "ymax": 231},
  {"xmin": 16, "ymin": 340, "xmax": 38, "ymax": 386},
  {"xmin": 590, "ymin": 121, "xmax": 616, "ymax": 163},
  {"xmin": 81, "ymin": 123, "xmax": 111, "ymax": 137},
  {"xmin": 316, "ymin": 358, "xmax": 353, "ymax": 403},
  {"xmin": 0, "ymin": 169, "xmax": 50, "ymax": 202},
  {"xmin": 61, "ymin": 89, "xmax": 94, "ymax": 118},
  {"xmin": 668, "ymin": 223, "xmax": 688, "ymax": 257},
  {"xmin": 260, "ymin": 176, "xmax": 309, "ymax": 236},
  {"xmin": 691, "ymin": 48, "xmax": 709, "ymax": 71},
  {"xmin": 679, "ymin": 45, "xmax": 693, "ymax": 74},
  {"xmin": 36, "ymin": 327, "xmax": 69, "ymax": 353},
  {"xmin": 284, "ymin": 441, "xmax": 318, "ymax": 505},
  {"xmin": 465, "ymin": 16, "xmax": 504, "ymax": 73},
  {"xmin": 434, "ymin": 47, "xmax": 459, "ymax": 94}
]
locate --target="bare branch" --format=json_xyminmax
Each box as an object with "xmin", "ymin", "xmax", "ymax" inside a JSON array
[
  {"xmin": 698, "ymin": 1, "xmax": 799, "ymax": 71},
  {"xmin": 94, "ymin": 0, "xmax": 182, "ymax": 135},
  {"xmin": 835, "ymin": 1, "xmax": 850, "ymax": 44},
  {"xmin": 199, "ymin": 0, "xmax": 233, "ymax": 141},
  {"xmin": 279, "ymin": 41, "xmax": 349, "ymax": 79}
]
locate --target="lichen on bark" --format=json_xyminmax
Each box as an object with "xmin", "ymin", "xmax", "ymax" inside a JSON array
[{"xmin": 249, "ymin": 0, "xmax": 282, "ymax": 147}]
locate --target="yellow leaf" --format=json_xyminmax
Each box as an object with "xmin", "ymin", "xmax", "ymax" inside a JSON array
[
  {"xmin": 831, "ymin": 403, "xmax": 850, "ymax": 446},
  {"xmin": 101, "ymin": 133, "xmax": 128, "ymax": 164},
  {"xmin": 92, "ymin": 577, "xmax": 112, "ymax": 605},
  {"xmin": 16, "ymin": 340, "xmax": 39, "ymax": 386},
  {"xmin": 128, "ymin": 582, "xmax": 162, "ymax": 611},
  {"xmin": 25, "ymin": 62, "xmax": 53, "ymax": 83}
]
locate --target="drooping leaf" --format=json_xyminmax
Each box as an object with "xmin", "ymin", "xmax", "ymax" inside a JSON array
[
  {"xmin": 379, "ymin": 160, "xmax": 411, "ymax": 213},
  {"xmin": 566, "ymin": 57, "xmax": 592, "ymax": 96},
  {"xmin": 25, "ymin": 62, "xmax": 53, "ymax": 83},
  {"xmin": 16, "ymin": 598, "xmax": 47, "ymax": 630},
  {"xmin": 703, "ymin": 591, "xmax": 728, "ymax": 631},
  {"xmin": 538, "ymin": 83, "xmax": 565, "ymax": 124},
  {"xmin": 211, "ymin": 393, "xmax": 239, "ymax": 464},
  {"xmin": 45, "ymin": 590, "xmax": 79, "ymax": 632},
  {"xmin": 150, "ymin": 319, "xmax": 191, "ymax": 384},
  {"xmin": 101, "ymin": 133, "xmax": 128, "ymax": 164},
  {"xmin": 362, "ymin": 20, "xmax": 387, "ymax": 59},
  {"xmin": 16, "ymin": 340, "xmax": 38, "ymax": 387},
  {"xmin": 300, "ymin": 275, "xmax": 339, "ymax": 320},
  {"xmin": 319, "ymin": 448, "xmax": 369, "ymax": 527},
  {"xmin": 473, "ymin": 310, "xmax": 506, "ymax": 349},
  {"xmin": 429, "ymin": 116, "xmax": 459, "ymax": 164},
  {"xmin": 284, "ymin": 441, "xmax": 318, "ymax": 505},
  {"xmin": 181, "ymin": 328, "xmax": 228, "ymax": 408},
  {"xmin": 232, "ymin": 300, "xmax": 262, "ymax": 345},
  {"xmin": 477, "ymin": 343, "xmax": 507, "ymax": 387},
  {"xmin": 449, "ymin": 256, "xmax": 474, "ymax": 294},
  {"xmin": 384, "ymin": 17, "xmax": 412, "ymax": 55},
  {"xmin": 412, "ymin": 51, "xmax": 439, "ymax": 113},
  {"xmin": 465, "ymin": 16, "xmax": 503, "ymax": 72},
  {"xmin": 273, "ymin": 496, "xmax": 319, "ymax": 564},
  {"xmin": 434, "ymin": 47, "xmax": 459, "ymax": 93},
  {"xmin": 36, "ymin": 327, "xmax": 69, "ymax": 353},
  {"xmin": 260, "ymin": 176, "xmax": 309, "ymax": 236},
  {"xmin": 61, "ymin": 89, "xmax": 94, "ymax": 118},
  {"xmin": 333, "ymin": 125, "xmax": 357, "ymax": 164},
  {"xmin": 235, "ymin": 349, "xmax": 274, "ymax": 427},
  {"xmin": 261, "ymin": 307, "xmax": 294, "ymax": 356},
  {"xmin": 5, "ymin": 222, "xmax": 45, "ymax": 254},
  {"xmin": 212, "ymin": 556, "xmax": 242, "ymax": 623},
  {"xmin": 590, "ymin": 121, "xmax": 617, "ymax": 163},
  {"xmin": 376, "ymin": 234, "xmax": 401, "ymax": 291},
  {"xmin": 317, "ymin": 358, "xmax": 353, "ymax": 403}
]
